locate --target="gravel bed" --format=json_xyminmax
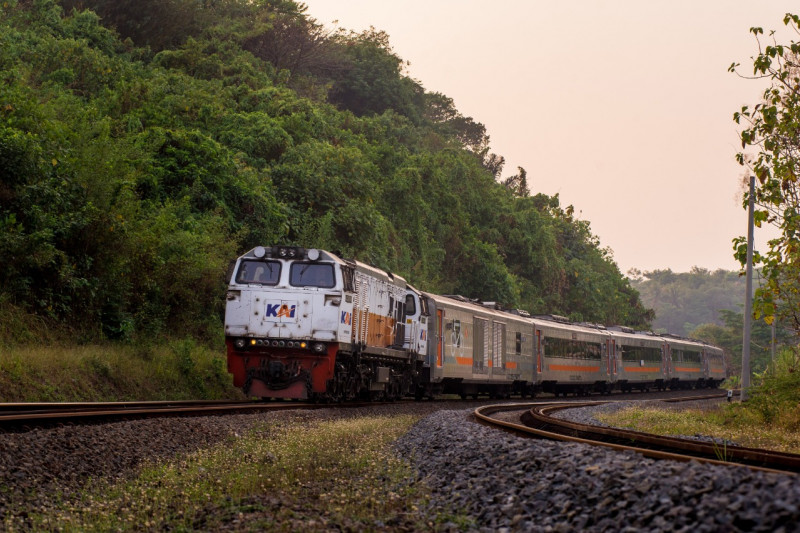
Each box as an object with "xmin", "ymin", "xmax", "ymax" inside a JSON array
[
  {"xmin": 0, "ymin": 402, "xmax": 457, "ymax": 523},
  {"xmin": 551, "ymin": 399, "xmax": 740, "ymax": 446},
  {"xmin": 394, "ymin": 409, "xmax": 800, "ymax": 532},
  {"xmin": 4, "ymin": 397, "xmax": 793, "ymax": 531}
]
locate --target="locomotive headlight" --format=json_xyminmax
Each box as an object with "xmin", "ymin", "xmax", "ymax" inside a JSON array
[
  {"xmin": 311, "ymin": 342, "xmax": 327, "ymax": 354},
  {"xmin": 250, "ymin": 339, "xmax": 257, "ymax": 346},
  {"xmin": 253, "ymin": 246, "xmax": 266, "ymax": 258},
  {"xmin": 234, "ymin": 338, "xmax": 246, "ymax": 349},
  {"xmin": 307, "ymin": 248, "xmax": 320, "ymax": 261},
  {"xmin": 299, "ymin": 341, "xmax": 308, "ymax": 349}
]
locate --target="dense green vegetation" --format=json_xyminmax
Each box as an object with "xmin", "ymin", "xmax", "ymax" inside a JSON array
[
  {"xmin": 0, "ymin": 0, "xmax": 651, "ymax": 347},
  {"xmin": 728, "ymin": 13, "xmax": 800, "ymax": 408},
  {"xmin": 630, "ymin": 268, "xmax": 747, "ymax": 336},
  {"xmin": 631, "ymin": 268, "xmax": 793, "ymax": 375},
  {"xmin": 731, "ymin": 14, "xmax": 800, "ymax": 335}
]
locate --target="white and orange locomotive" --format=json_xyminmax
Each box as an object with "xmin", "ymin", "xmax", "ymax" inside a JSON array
[{"xmin": 224, "ymin": 246, "xmax": 427, "ymax": 401}]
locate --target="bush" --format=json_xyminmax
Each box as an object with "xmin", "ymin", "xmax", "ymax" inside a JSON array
[{"xmin": 745, "ymin": 348, "xmax": 800, "ymax": 428}]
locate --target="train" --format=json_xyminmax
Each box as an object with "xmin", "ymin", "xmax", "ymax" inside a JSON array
[{"xmin": 224, "ymin": 246, "xmax": 727, "ymax": 401}]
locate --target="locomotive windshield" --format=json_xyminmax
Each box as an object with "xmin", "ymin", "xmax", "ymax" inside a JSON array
[
  {"xmin": 236, "ymin": 260, "xmax": 281, "ymax": 285},
  {"xmin": 290, "ymin": 262, "xmax": 335, "ymax": 288}
]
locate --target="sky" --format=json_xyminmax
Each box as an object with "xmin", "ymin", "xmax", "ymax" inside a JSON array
[{"xmin": 301, "ymin": 0, "xmax": 797, "ymax": 274}]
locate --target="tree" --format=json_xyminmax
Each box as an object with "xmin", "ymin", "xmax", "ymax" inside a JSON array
[
  {"xmin": 731, "ymin": 14, "xmax": 800, "ymax": 336},
  {"xmin": 503, "ymin": 166, "xmax": 529, "ymax": 198}
]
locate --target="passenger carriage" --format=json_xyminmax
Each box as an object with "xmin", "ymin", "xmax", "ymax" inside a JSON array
[
  {"xmin": 419, "ymin": 294, "xmax": 536, "ymax": 400},
  {"xmin": 663, "ymin": 335, "xmax": 707, "ymax": 389},
  {"xmin": 607, "ymin": 328, "xmax": 668, "ymax": 392},
  {"xmin": 533, "ymin": 316, "xmax": 614, "ymax": 396},
  {"xmin": 704, "ymin": 344, "xmax": 726, "ymax": 388}
]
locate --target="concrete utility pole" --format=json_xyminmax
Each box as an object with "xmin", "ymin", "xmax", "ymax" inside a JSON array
[
  {"xmin": 771, "ymin": 319, "xmax": 777, "ymax": 361},
  {"xmin": 741, "ymin": 176, "xmax": 755, "ymax": 401}
]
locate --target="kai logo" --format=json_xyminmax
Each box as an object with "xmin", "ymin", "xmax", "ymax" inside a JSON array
[
  {"xmin": 420, "ymin": 329, "xmax": 427, "ymax": 341},
  {"xmin": 341, "ymin": 311, "xmax": 352, "ymax": 325},
  {"xmin": 266, "ymin": 301, "xmax": 297, "ymax": 320}
]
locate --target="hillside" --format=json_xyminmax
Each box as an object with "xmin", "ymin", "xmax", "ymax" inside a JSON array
[
  {"xmin": 0, "ymin": 0, "xmax": 652, "ymax": 345},
  {"xmin": 629, "ymin": 268, "xmax": 746, "ymax": 336}
]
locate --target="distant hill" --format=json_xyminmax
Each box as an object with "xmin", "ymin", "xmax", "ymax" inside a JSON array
[{"xmin": 629, "ymin": 268, "xmax": 746, "ymax": 336}]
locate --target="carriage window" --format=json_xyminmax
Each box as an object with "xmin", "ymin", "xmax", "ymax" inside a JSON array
[
  {"xmin": 543, "ymin": 337, "xmax": 602, "ymax": 360},
  {"xmin": 621, "ymin": 346, "xmax": 661, "ymax": 362},
  {"xmin": 683, "ymin": 350, "xmax": 701, "ymax": 364},
  {"xmin": 290, "ymin": 263, "xmax": 335, "ymax": 288},
  {"xmin": 236, "ymin": 260, "xmax": 281, "ymax": 285}
]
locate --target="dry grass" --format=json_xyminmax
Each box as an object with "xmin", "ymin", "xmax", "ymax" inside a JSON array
[
  {"xmin": 11, "ymin": 415, "xmax": 463, "ymax": 532},
  {"xmin": 598, "ymin": 405, "xmax": 800, "ymax": 454}
]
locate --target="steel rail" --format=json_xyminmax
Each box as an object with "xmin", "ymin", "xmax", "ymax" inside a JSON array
[
  {"xmin": 475, "ymin": 397, "xmax": 800, "ymax": 475},
  {"xmin": 0, "ymin": 400, "xmax": 321, "ymax": 431}
]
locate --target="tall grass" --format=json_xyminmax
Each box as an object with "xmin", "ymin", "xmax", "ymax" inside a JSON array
[
  {"xmin": 743, "ymin": 348, "xmax": 800, "ymax": 429},
  {"xmin": 0, "ymin": 340, "xmax": 242, "ymax": 402}
]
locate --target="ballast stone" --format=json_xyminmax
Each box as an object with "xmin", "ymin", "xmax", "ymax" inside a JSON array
[{"xmin": 393, "ymin": 409, "xmax": 800, "ymax": 532}]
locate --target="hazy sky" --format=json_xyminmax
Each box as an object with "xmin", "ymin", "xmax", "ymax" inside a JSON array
[{"xmin": 301, "ymin": 1, "xmax": 796, "ymax": 274}]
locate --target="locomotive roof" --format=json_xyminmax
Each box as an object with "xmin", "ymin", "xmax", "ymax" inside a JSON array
[{"xmin": 239, "ymin": 246, "xmax": 407, "ymax": 287}]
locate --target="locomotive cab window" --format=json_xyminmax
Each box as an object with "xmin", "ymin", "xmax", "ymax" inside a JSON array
[
  {"xmin": 236, "ymin": 260, "xmax": 281, "ymax": 285},
  {"xmin": 405, "ymin": 294, "xmax": 416, "ymax": 316},
  {"xmin": 290, "ymin": 262, "xmax": 335, "ymax": 288}
]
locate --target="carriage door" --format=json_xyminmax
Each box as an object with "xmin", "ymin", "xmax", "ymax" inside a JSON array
[
  {"xmin": 473, "ymin": 317, "xmax": 488, "ymax": 371},
  {"xmin": 492, "ymin": 322, "xmax": 505, "ymax": 375},
  {"xmin": 606, "ymin": 339, "xmax": 616, "ymax": 376},
  {"xmin": 536, "ymin": 330, "xmax": 542, "ymax": 375},
  {"xmin": 436, "ymin": 309, "xmax": 443, "ymax": 368}
]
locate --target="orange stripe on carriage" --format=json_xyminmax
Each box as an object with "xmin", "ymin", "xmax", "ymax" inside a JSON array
[
  {"xmin": 455, "ymin": 357, "xmax": 472, "ymax": 366},
  {"xmin": 673, "ymin": 367, "xmax": 702, "ymax": 372},
  {"xmin": 549, "ymin": 364, "xmax": 600, "ymax": 372},
  {"xmin": 505, "ymin": 361, "xmax": 518, "ymax": 370},
  {"xmin": 622, "ymin": 366, "xmax": 661, "ymax": 373}
]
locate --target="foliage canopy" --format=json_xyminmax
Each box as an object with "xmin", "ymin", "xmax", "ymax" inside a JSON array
[
  {"xmin": 0, "ymin": 0, "xmax": 651, "ymax": 343},
  {"xmin": 731, "ymin": 13, "xmax": 800, "ymax": 337}
]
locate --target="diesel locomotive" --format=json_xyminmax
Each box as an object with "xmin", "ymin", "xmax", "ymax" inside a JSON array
[{"xmin": 224, "ymin": 246, "xmax": 726, "ymax": 401}]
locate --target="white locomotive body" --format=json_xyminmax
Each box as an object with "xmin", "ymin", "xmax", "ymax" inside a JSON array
[{"xmin": 225, "ymin": 246, "xmax": 425, "ymax": 400}]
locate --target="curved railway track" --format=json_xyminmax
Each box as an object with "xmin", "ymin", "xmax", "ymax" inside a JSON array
[
  {"xmin": 0, "ymin": 389, "xmax": 735, "ymax": 432},
  {"xmin": 475, "ymin": 394, "xmax": 800, "ymax": 475}
]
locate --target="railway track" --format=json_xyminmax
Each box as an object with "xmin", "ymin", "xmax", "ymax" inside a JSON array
[
  {"xmin": 0, "ymin": 399, "xmax": 321, "ymax": 431},
  {"xmin": 0, "ymin": 389, "xmax": 729, "ymax": 432},
  {"xmin": 475, "ymin": 394, "xmax": 800, "ymax": 475}
]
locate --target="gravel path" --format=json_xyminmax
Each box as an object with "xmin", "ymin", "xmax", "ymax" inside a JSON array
[{"xmin": 394, "ymin": 408, "xmax": 800, "ymax": 532}]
